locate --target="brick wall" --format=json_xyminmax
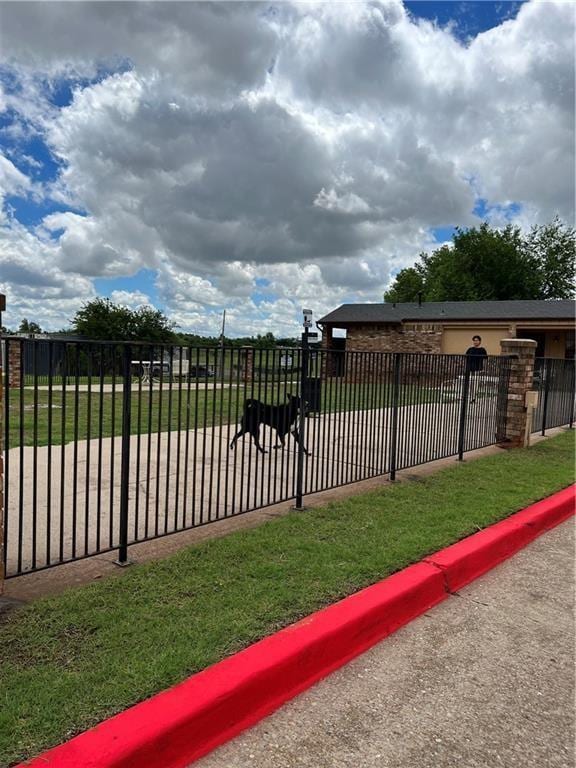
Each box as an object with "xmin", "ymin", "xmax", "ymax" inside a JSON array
[
  {"xmin": 346, "ymin": 323, "xmax": 443, "ymax": 354},
  {"xmin": 341, "ymin": 323, "xmax": 443, "ymax": 381}
]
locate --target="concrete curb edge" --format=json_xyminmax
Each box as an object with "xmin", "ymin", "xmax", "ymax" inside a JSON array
[{"xmin": 21, "ymin": 484, "xmax": 575, "ymax": 768}]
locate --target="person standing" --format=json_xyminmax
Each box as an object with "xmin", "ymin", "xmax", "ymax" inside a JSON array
[{"xmin": 465, "ymin": 335, "xmax": 488, "ymax": 403}]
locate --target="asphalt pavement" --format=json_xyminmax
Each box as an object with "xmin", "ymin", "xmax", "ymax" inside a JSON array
[{"xmin": 195, "ymin": 518, "xmax": 575, "ymax": 768}]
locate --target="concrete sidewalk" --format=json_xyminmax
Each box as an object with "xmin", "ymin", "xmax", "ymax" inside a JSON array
[
  {"xmin": 4, "ymin": 396, "xmax": 504, "ymax": 577},
  {"xmin": 195, "ymin": 518, "xmax": 575, "ymax": 768}
]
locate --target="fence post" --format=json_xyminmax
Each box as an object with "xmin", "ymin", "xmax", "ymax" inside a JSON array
[
  {"xmin": 294, "ymin": 331, "xmax": 309, "ymax": 509},
  {"xmin": 540, "ymin": 358, "xmax": 551, "ymax": 436},
  {"xmin": 389, "ymin": 353, "xmax": 401, "ymax": 481},
  {"xmin": 0, "ymin": 294, "xmax": 5, "ymax": 593},
  {"xmin": 498, "ymin": 338, "xmax": 537, "ymax": 447},
  {"xmin": 457, "ymin": 368, "xmax": 471, "ymax": 461},
  {"xmin": 8, "ymin": 337, "xmax": 22, "ymax": 389},
  {"xmin": 115, "ymin": 344, "xmax": 132, "ymax": 566},
  {"xmin": 495, "ymin": 356, "xmax": 512, "ymax": 443},
  {"xmin": 241, "ymin": 346, "xmax": 254, "ymax": 384}
]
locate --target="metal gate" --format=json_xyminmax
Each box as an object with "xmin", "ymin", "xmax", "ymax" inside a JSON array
[{"xmin": 531, "ymin": 357, "xmax": 576, "ymax": 434}]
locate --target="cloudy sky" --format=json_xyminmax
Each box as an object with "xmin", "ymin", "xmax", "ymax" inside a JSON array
[{"xmin": 0, "ymin": 0, "xmax": 574, "ymax": 337}]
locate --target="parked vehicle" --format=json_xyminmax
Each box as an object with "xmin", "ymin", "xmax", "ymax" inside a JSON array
[{"xmin": 189, "ymin": 365, "xmax": 214, "ymax": 378}]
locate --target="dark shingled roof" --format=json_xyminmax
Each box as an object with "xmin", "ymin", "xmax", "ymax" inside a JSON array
[{"xmin": 318, "ymin": 300, "xmax": 576, "ymax": 325}]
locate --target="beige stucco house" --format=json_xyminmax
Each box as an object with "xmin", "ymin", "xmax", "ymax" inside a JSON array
[{"xmin": 318, "ymin": 299, "xmax": 576, "ymax": 359}]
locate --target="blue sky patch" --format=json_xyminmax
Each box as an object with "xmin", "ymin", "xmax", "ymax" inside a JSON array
[
  {"xmin": 432, "ymin": 225, "xmax": 457, "ymax": 243},
  {"xmin": 473, "ymin": 197, "xmax": 522, "ymax": 221},
  {"xmin": 94, "ymin": 269, "xmax": 161, "ymax": 307},
  {"xmin": 4, "ymin": 195, "xmax": 84, "ymax": 229},
  {"xmin": 405, "ymin": 1, "xmax": 526, "ymax": 42},
  {"xmin": 46, "ymin": 62, "xmax": 132, "ymax": 108},
  {"xmin": 6, "ymin": 135, "xmax": 61, "ymax": 182},
  {"xmin": 253, "ymin": 278, "xmax": 276, "ymax": 306}
]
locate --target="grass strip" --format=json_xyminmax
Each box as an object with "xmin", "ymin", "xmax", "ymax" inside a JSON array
[
  {"xmin": 8, "ymin": 382, "xmax": 440, "ymax": 448},
  {"xmin": 0, "ymin": 431, "xmax": 574, "ymax": 766}
]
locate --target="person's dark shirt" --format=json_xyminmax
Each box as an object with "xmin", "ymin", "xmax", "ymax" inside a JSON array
[{"xmin": 465, "ymin": 345, "xmax": 487, "ymax": 372}]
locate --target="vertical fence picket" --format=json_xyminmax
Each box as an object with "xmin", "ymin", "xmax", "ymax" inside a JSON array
[
  {"xmin": 116, "ymin": 344, "xmax": 132, "ymax": 566},
  {"xmin": 294, "ymin": 331, "xmax": 309, "ymax": 509},
  {"xmin": 457, "ymin": 368, "xmax": 471, "ymax": 461},
  {"xmin": 541, "ymin": 358, "xmax": 551, "ymax": 436},
  {"xmin": 389, "ymin": 353, "xmax": 401, "ymax": 481}
]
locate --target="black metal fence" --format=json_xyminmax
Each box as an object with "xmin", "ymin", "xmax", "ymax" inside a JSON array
[
  {"xmin": 531, "ymin": 357, "xmax": 575, "ymax": 434},
  {"xmin": 3, "ymin": 338, "xmax": 512, "ymax": 578}
]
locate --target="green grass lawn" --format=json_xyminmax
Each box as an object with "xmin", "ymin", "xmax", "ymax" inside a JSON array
[
  {"xmin": 0, "ymin": 431, "xmax": 574, "ymax": 765},
  {"xmin": 7, "ymin": 380, "xmax": 441, "ymax": 448}
]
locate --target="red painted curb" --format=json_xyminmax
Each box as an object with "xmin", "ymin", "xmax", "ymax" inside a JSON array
[
  {"xmin": 19, "ymin": 485, "xmax": 575, "ymax": 768},
  {"xmin": 425, "ymin": 484, "xmax": 575, "ymax": 592},
  {"xmin": 20, "ymin": 563, "xmax": 447, "ymax": 768}
]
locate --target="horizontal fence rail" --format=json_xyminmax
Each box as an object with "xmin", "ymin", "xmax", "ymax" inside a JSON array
[
  {"xmin": 531, "ymin": 357, "xmax": 576, "ymax": 435},
  {"xmin": 3, "ymin": 338, "xmax": 514, "ymax": 577}
]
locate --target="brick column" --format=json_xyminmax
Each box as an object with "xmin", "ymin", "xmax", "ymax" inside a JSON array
[
  {"xmin": 499, "ymin": 338, "xmax": 537, "ymax": 448},
  {"xmin": 320, "ymin": 325, "xmax": 337, "ymax": 378},
  {"xmin": 0, "ymin": 294, "xmax": 5, "ymax": 592},
  {"xmin": 8, "ymin": 337, "xmax": 22, "ymax": 389},
  {"xmin": 241, "ymin": 346, "xmax": 254, "ymax": 384}
]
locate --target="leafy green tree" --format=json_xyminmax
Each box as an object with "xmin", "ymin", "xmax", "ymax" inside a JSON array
[
  {"xmin": 384, "ymin": 220, "xmax": 572, "ymax": 303},
  {"xmin": 71, "ymin": 298, "xmax": 176, "ymax": 342},
  {"xmin": 131, "ymin": 305, "xmax": 178, "ymax": 343},
  {"xmin": 383, "ymin": 266, "xmax": 425, "ymax": 303},
  {"xmin": 18, "ymin": 318, "xmax": 42, "ymax": 334},
  {"xmin": 175, "ymin": 332, "xmax": 220, "ymax": 347},
  {"xmin": 426, "ymin": 224, "xmax": 538, "ymax": 301},
  {"xmin": 525, "ymin": 217, "xmax": 575, "ymax": 299},
  {"xmin": 253, "ymin": 332, "xmax": 276, "ymax": 349}
]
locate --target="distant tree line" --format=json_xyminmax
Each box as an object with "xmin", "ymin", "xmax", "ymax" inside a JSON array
[
  {"xmin": 384, "ymin": 218, "xmax": 575, "ymax": 303},
  {"xmin": 2, "ymin": 298, "xmax": 300, "ymax": 347}
]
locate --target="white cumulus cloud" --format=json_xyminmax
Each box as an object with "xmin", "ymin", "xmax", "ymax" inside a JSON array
[{"xmin": 0, "ymin": 0, "xmax": 573, "ymax": 333}]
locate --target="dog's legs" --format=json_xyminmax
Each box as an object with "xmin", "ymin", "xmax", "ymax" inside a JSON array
[
  {"xmin": 273, "ymin": 432, "xmax": 286, "ymax": 450},
  {"xmin": 229, "ymin": 428, "xmax": 245, "ymax": 450},
  {"xmin": 251, "ymin": 426, "xmax": 267, "ymax": 454},
  {"xmin": 291, "ymin": 428, "xmax": 309, "ymax": 456}
]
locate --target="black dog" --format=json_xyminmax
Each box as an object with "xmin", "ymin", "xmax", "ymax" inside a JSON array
[{"xmin": 229, "ymin": 395, "xmax": 308, "ymax": 455}]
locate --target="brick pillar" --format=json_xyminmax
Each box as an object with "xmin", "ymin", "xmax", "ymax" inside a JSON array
[
  {"xmin": 0, "ymin": 294, "xmax": 5, "ymax": 592},
  {"xmin": 499, "ymin": 338, "xmax": 537, "ymax": 448},
  {"xmin": 241, "ymin": 346, "xmax": 254, "ymax": 384},
  {"xmin": 321, "ymin": 325, "xmax": 336, "ymax": 378},
  {"xmin": 8, "ymin": 337, "xmax": 22, "ymax": 389}
]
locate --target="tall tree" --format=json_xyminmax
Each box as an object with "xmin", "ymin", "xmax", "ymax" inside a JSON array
[
  {"xmin": 384, "ymin": 220, "xmax": 572, "ymax": 303},
  {"xmin": 383, "ymin": 266, "xmax": 425, "ymax": 303},
  {"xmin": 525, "ymin": 217, "xmax": 575, "ymax": 300},
  {"xmin": 424, "ymin": 223, "xmax": 538, "ymax": 301},
  {"xmin": 71, "ymin": 298, "xmax": 176, "ymax": 342},
  {"xmin": 18, "ymin": 318, "xmax": 42, "ymax": 334}
]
